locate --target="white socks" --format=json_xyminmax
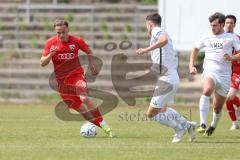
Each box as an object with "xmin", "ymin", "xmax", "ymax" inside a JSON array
[
  {"xmin": 99, "ymin": 120, "xmax": 106, "ymax": 127},
  {"xmin": 210, "ymin": 112, "xmax": 222, "ymax": 128},
  {"xmin": 167, "ymin": 107, "xmax": 190, "ymax": 129},
  {"xmin": 199, "ymin": 95, "xmax": 210, "ymax": 125},
  {"xmin": 232, "ymin": 121, "xmax": 238, "ymax": 125},
  {"xmin": 154, "ymin": 107, "xmax": 189, "ymax": 132}
]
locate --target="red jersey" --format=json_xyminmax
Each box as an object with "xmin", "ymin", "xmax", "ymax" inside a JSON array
[
  {"xmin": 43, "ymin": 35, "xmax": 89, "ymax": 80},
  {"xmin": 232, "ymin": 35, "xmax": 240, "ymax": 75}
]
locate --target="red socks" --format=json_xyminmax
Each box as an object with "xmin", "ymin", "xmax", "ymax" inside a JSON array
[
  {"xmin": 79, "ymin": 107, "xmax": 103, "ymax": 127},
  {"xmin": 89, "ymin": 108, "xmax": 103, "ymax": 127}
]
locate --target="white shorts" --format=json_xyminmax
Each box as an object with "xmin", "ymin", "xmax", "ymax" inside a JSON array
[
  {"xmin": 202, "ymin": 70, "xmax": 231, "ymax": 97},
  {"xmin": 150, "ymin": 73, "xmax": 179, "ymax": 108}
]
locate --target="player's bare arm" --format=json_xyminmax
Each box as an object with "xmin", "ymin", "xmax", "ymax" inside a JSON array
[
  {"xmin": 224, "ymin": 50, "xmax": 240, "ymax": 62},
  {"xmin": 85, "ymin": 49, "xmax": 98, "ymax": 76},
  {"xmin": 136, "ymin": 34, "xmax": 168, "ymax": 55},
  {"xmin": 189, "ymin": 47, "xmax": 199, "ymax": 75},
  {"xmin": 40, "ymin": 46, "xmax": 57, "ymax": 67}
]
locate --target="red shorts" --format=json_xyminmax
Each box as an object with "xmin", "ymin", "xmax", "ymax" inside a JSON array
[
  {"xmin": 57, "ymin": 74, "xmax": 88, "ymax": 110},
  {"xmin": 231, "ymin": 73, "xmax": 240, "ymax": 90}
]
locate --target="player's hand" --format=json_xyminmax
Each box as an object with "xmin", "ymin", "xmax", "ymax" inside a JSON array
[
  {"xmin": 223, "ymin": 54, "xmax": 232, "ymax": 62},
  {"xmin": 49, "ymin": 45, "xmax": 57, "ymax": 56},
  {"xmin": 136, "ymin": 48, "xmax": 147, "ymax": 55},
  {"xmin": 189, "ymin": 66, "xmax": 197, "ymax": 75},
  {"xmin": 89, "ymin": 64, "xmax": 99, "ymax": 76},
  {"xmin": 236, "ymin": 78, "xmax": 240, "ymax": 84}
]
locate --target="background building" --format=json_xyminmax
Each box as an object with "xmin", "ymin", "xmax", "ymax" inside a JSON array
[{"xmin": 159, "ymin": 0, "xmax": 240, "ymax": 51}]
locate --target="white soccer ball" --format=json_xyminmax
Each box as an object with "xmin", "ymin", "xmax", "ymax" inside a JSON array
[{"xmin": 80, "ymin": 122, "xmax": 97, "ymax": 138}]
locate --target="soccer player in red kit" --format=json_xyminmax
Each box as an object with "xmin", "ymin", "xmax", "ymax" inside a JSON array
[
  {"xmin": 225, "ymin": 15, "xmax": 240, "ymax": 130},
  {"xmin": 40, "ymin": 18, "xmax": 113, "ymax": 137}
]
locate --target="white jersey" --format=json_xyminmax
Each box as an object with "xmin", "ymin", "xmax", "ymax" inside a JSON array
[
  {"xmin": 150, "ymin": 27, "xmax": 178, "ymax": 76},
  {"xmin": 196, "ymin": 32, "xmax": 240, "ymax": 76}
]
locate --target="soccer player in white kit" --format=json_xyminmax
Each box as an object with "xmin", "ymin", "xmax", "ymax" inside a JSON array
[
  {"xmin": 136, "ymin": 13, "xmax": 196, "ymax": 143},
  {"xmin": 189, "ymin": 12, "xmax": 240, "ymax": 136}
]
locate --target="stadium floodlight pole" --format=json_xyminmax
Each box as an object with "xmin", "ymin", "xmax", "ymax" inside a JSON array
[{"xmin": 25, "ymin": 0, "xmax": 31, "ymax": 23}]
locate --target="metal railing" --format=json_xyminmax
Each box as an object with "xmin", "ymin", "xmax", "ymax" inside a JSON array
[
  {"xmin": 15, "ymin": 4, "xmax": 95, "ymax": 48},
  {"xmin": 25, "ymin": 0, "xmax": 60, "ymax": 23},
  {"xmin": 15, "ymin": 3, "xmax": 157, "ymax": 49}
]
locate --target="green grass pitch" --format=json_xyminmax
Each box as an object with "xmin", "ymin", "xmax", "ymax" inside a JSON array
[{"xmin": 0, "ymin": 103, "xmax": 240, "ymax": 160}]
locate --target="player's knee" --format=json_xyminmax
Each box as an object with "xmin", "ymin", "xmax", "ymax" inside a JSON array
[
  {"xmin": 80, "ymin": 96, "xmax": 89, "ymax": 104},
  {"xmin": 202, "ymin": 86, "xmax": 214, "ymax": 96},
  {"xmin": 146, "ymin": 112, "xmax": 154, "ymax": 118},
  {"xmin": 146, "ymin": 109, "xmax": 156, "ymax": 118},
  {"xmin": 146, "ymin": 107, "xmax": 166, "ymax": 118},
  {"xmin": 202, "ymin": 90, "xmax": 212, "ymax": 96},
  {"xmin": 226, "ymin": 95, "xmax": 234, "ymax": 101}
]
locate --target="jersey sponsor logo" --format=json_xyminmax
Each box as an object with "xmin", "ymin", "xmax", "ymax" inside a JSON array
[
  {"xmin": 58, "ymin": 53, "xmax": 74, "ymax": 60},
  {"xmin": 209, "ymin": 42, "xmax": 223, "ymax": 49},
  {"xmin": 69, "ymin": 44, "xmax": 75, "ymax": 51}
]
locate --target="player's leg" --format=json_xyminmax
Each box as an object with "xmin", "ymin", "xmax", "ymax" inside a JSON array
[
  {"xmin": 63, "ymin": 95, "xmax": 113, "ymax": 138},
  {"xmin": 205, "ymin": 92, "xmax": 226, "ymax": 136},
  {"xmin": 75, "ymin": 79, "xmax": 113, "ymax": 137},
  {"xmin": 198, "ymin": 75, "xmax": 215, "ymax": 133},
  {"xmin": 232, "ymin": 75, "xmax": 240, "ymax": 124},
  {"xmin": 237, "ymin": 107, "xmax": 240, "ymax": 121},
  {"xmin": 236, "ymin": 76, "xmax": 240, "ymax": 121},
  {"xmin": 61, "ymin": 77, "xmax": 113, "ymax": 137},
  {"xmin": 73, "ymin": 78, "xmax": 105, "ymax": 127},
  {"xmin": 228, "ymin": 75, "xmax": 240, "ymax": 123},
  {"xmin": 148, "ymin": 82, "xmax": 196, "ymax": 143},
  {"xmin": 58, "ymin": 78, "xmax": 99, "ymax": 123},
  {"xmin": 79, "ymin": 94, "xmax": 113, "ymax": 137},
  {"xmin": 226, "ymin": 88, "xmax": 239, "ymax": 130},
  {"xmin": 147, "ymin": 105, "xmax": 187, "ymax": 143},
  {"xmin": 62, "ymin": 78, "xmax": 101, "ymax": 124},
  {"xmin": 58, "ymin": 93, "xmax": 96, "ymax": 123},
  {"xmin": 79, "ymin": 95, "xmax": 102, "ymax": 126},
  {"xmin": 230, "ymin": 75, "xmax": 240, "ymax": 108}
]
